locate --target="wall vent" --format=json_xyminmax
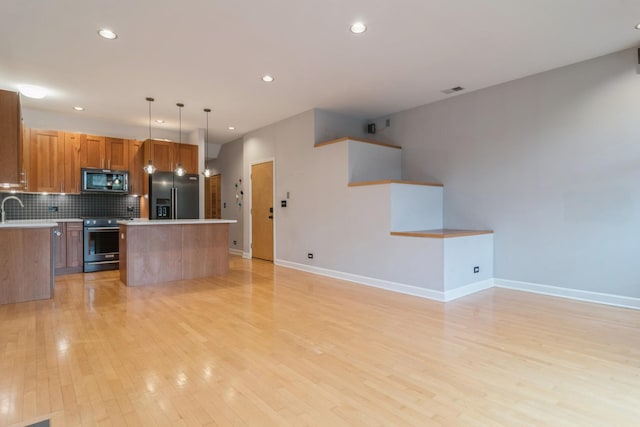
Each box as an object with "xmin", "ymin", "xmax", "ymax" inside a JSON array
[{"xmin": 441, "ymin": 86, "xmax": 465, "ymax": 94}]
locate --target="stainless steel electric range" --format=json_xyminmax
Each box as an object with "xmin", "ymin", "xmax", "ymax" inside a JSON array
[{"xmin": 82, "ymin": 217, "xmax": 129, "ymax": 272}]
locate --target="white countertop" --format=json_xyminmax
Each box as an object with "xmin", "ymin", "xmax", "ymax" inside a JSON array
[
  {"xmin": 0, "ymin": 218, "xmax": 83, "ymax": 229},
  {"xmin": 0, "ymin": 220, "xmax": 59, "ymax": 229},
  {"xmin": 118, "ymin": 219, "xmax": 237, "ymax": 226}
]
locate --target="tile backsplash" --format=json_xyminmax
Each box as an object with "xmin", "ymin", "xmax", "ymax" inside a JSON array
[{"xmin": 0, "ymin": 192, "xmax": 141, "ymax": 220}]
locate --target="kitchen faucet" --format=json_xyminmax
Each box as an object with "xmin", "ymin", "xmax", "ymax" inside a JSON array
[{"xmin": 1, "ymin": 195, "xmax": 25, "ymax": 223}]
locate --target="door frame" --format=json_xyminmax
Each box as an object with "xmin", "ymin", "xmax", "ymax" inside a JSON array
[
  {"xmin": 249, "ymin": 158, "xmax": 276, "ymax": 260},
  {"xmin": 204, "ymin": 173, "xmax": 221, "ymax": 219}
]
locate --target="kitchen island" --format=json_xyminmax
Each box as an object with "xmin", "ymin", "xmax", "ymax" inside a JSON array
[
  {"xmin": 118, "ymin": 219, "xmax": 237, "ymax": 287},
  {"xmin": 0, "ymin": 221, "xmax": 56, "ymax": 304}
]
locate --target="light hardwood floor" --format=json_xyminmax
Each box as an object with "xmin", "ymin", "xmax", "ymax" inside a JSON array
[{"xmin": 1, "ymin": 257, "xmax": 639, "ymax": 426}]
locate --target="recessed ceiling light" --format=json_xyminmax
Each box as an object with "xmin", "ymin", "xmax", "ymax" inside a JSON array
[
  {"xmin": 228, "ymin": 126, "xmax": 236, "ymax": 131},
  {"xmin": 17, "ymin": 84, "xmax": 48, "ymax": 99},
  {"xmin": 73, "ymin": 106, "xmax": 84, "ymax": 111},
  {"xmin": 636, "ymin": 23, "xmax": 640, "ymax": 29},
  {"xmin": 155, "ymin": 119, "xmax": 164, "ymax": 123},
  {"xmin": 98, "ymin": 29, "xmax": 118, "ymax": 40},
  {"xmin": 261, "ymin": 75, "xmax": 274, "ymax": 83},
  {"xmin": 350, "ymin": 22, "xmax": 367, "ymax": 34}
]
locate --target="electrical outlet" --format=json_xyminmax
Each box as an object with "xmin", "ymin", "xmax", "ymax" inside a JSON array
[
  {"xmin": 473, "ymin": 266, "xmax": 480, "ymax": 274},
  {"xmin": 233, "ymin": 240, "xmax": 237, "ymax": 245},
  {"xmin": 307, "ymin": 253, "xmax": 314, "ymax": 259},
  {"xmin": 386, "ymin": 118, "xmax": 391, "ymax": 127}
]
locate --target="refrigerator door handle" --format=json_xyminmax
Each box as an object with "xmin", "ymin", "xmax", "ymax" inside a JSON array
[{"xmin": 173, "ymin": 187, "xmax": 179, "ymax": 219}]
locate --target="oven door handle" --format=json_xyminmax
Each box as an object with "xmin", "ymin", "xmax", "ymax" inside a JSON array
[{"xmin": 86, "ymin": 227, "xmax": 119, "ymax": 232}]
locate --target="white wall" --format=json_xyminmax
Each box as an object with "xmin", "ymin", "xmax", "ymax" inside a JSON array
[
  {"xmin": 371, "ymin": 48, "xmax": 640, "ymax": 298},
  {"xmin": 209, "ymin": 137, "xmax": 244, "ymax": 251},
  {"xmin": 23, "ymin": 108, "xmax": 181, "ymax": 141},
  {"xmin": 390, "ymin": 184, "xmax": 443, "ymax": 232},
  {"xmin": 314, "ymin": 109, "xmax": 368, "ymax": 143},
  {"xmin": 348, "ymin": 141, "xmax": 402, "ymax": 183},
  {"xmin": 235, "ymin": 110, "xmax": 447, "ymax": 291}
]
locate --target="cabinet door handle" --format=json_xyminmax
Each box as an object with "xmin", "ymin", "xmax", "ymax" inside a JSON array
[{"xmin": 54, "ymin": 231, "xmax": 62, "ymax": 237}]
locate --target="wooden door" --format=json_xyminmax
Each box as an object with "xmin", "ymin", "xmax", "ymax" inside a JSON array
[
  {"xmin": 251, "ymin": 161, "xmax": 274, "ymax": 261},
  {"xmin": 205, "ymin": 174, "xmax": 221, "ymax": 219},
  {"xmin": 128, "ymin": 140, "xmax": 144, "ymax": 195},
  {"xmin": 149, "ymin": 140, "xmax": 173, "ymax": 172},
  {"xmin": 105, "ymin": 137, "xmax": 129, "ymax": 170},
  {"xmin": 64, "ymin": 132, "xmax": 83, "ymax": 194},
  {"xmin": 65, "ymin": 223, "xmax": 83, "ymax": 272},
  {"xmin": 29, "ymin": 129, "xmax": 64, "ymax": 192},
  {"xmin": 82, "ymin": 135, "xmax": 106, "ymax": 168},
  {"xmin": 174, "ymin": 143, "xmax": 198, "ymax": 174}
]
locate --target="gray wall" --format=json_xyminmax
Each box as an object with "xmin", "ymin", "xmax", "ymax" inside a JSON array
[
  {"xmin": 239, "ymin": 110, "xmax": 452, "ymax": 291},
  {"xmin": 371, "ymin": 48, "xmax": 640, "ymax": 298},
  {"xmin": 209, "ymin": 137, "xmax": 244, "ymax": 252}
]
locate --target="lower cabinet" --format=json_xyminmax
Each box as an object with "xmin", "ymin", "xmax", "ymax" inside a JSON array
[{"xmin": 53, "ymin": 222, "xmax": 83, "ymax": 275}]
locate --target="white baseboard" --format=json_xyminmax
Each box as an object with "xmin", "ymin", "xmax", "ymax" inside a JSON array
[
  {"xmin": 275, "ymin": 259, "xmax": 494, "ymax": 303},
  {"xmin": 229, "ymin": 248, "xmax": 243, "ymax": 256},
  {"xmin": 495, "ymin": 278, "xmax": 640, "ymax": 310},
  {"xmin": 275, "ymin": 259, "xmax": 444, "ymax": 300},
  {"xmin": 270, "ymin": 260, "xmax": 640, "ymax": 310},
  {"xmin": 242, "ymin": 252, "xmax": 251, "ymax": 259},
  {"xmin": 443, "ymin": 279, "xmax": 495, "ymax": 302}
]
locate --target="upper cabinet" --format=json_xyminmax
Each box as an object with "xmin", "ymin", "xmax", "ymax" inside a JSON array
[
  {"xmin": 143, "ymin": 139, "xmax": 199, "ymax": 175},
  {"xmin": 81, "ymin": 135, "xmax": 106, "ymax": 169},
  {"xmin": 81, "ymin": 135, "xmax": 130, "ymax": 171},
  {"xmin": 128, "ymin": 139, "xmax": 144, "ymax": 196},
  {"xmin": 105, "ymin": 137, "xmax": 129, "ymax": 170},
  {"xmin": 28, "ymin": 129, "xmax": 65, "ymax": 193},
  {"xmin": 17, "ymin": 129, "xmax": 199, "ymax": 195},
  {"xmin": 0, "ymin": 89, "xmax": 23, "ymax": 187},
  {"xmin": 64, "ymin": 132, "xmax": 83, "ymax": 194},
  {"xmin": 145, "ymin": 139, "xmax": 173, "ymax": 172},
  {"xmin": 174, "ymin": 143, "xmax": 198, "ymax": 175}
]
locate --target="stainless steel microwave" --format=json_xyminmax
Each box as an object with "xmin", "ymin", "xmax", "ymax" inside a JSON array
[{"xmin": 81, "ymin": 168, "xmax": 129, "ymax": 194}]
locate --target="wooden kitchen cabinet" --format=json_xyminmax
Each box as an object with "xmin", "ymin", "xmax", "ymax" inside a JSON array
[
  {"xmin": 53, "ymin": 223, "xmax": 67, "ymax": 271},
  {"xmin": 0, "ymin": 227, "xmax": 53, "ymax": 304},
  {"xmin": 128, "ymin": 139, "xmax": 145, "ymax": 195},
  {"xmin": 144, "ymin": 139, "xmax": 174, "ymax": 172},
  {"xmin": 105, "ymin": 137, "xmax": 129, "ymax": 170},
  {"xmin": 28, "ymin": 129, "xmax": 65, "ymax": 193},
  {"xmin": 54, "ymin": 221, "xmax": 83, "ymax": 276},
  {"xmin": 174, "ymin": 143, "xmax": 199, "ymax": 174},
  {"xmin": 81, "ymin": 134, "xmax": 106, "ymax": 169},
  {"xmin": 65, "ymin": 222, "xmax": 83, "ymax": 273},
  {"xmin": 82, "ymin": 135, "xmax": 129, "ymax": 170},
  {"xmin": 64, "ymin": 132, "xmax": 83, "ymax": 193},
  {"xmin": 0, "ymin": 89, "xmax": 22, "ymax": 187},
  {"xmin": 142, "ymin": 139, "xmax": 199, "ymax": 175}
]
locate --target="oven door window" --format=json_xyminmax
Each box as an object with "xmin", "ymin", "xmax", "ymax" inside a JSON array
[{"xmin": 86, "ymin": 228, "xmax": 119, "ymax": 255}]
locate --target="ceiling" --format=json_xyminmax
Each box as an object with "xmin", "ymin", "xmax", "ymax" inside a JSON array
[{"xmin": 1, "ymin": 0, "xmax": 639, "ymax": 145}]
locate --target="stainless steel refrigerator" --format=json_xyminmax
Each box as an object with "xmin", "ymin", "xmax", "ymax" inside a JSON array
[{"xmin": 149, "ymin": 172, "xmax": 199, "ymax": 219}]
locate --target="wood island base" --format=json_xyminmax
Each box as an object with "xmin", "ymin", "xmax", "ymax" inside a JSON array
[{"xmin": 119, "ymin": 221, "xmax": 231, "ymax": 287}]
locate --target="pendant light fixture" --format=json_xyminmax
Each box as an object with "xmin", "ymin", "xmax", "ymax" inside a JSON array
[
  {"xmin": 175, "ymin": 102, "xmax": 186, "ymax": 176},
  {"xmin": 143, "ymin": 97, "xmax": 157, "ymax": 174},
  {"xmin": 202, "ymin": 108, "xmax": 212, "ymax": 178}
]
